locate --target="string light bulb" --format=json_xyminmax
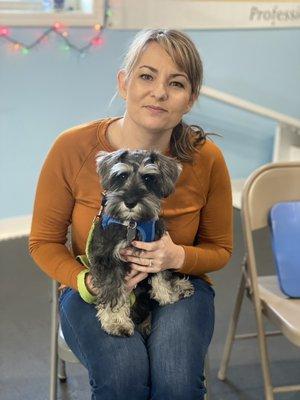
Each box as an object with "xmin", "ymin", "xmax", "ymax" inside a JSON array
[
  {"xmin": 53, "ymin": 22, "xmax": 64, "ymax": 32},
  {"xmin": 0, "ymin": 27, "xmax": 9, "ymax": 36},
  {"xmin": 91, "ymin": 37, "xmax": 104, "ymax": 46}
]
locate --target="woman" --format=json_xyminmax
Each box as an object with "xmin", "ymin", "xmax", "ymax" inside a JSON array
[{"xmin": 29, "ymin": 28, "xmax": 233, "ymax": 400}]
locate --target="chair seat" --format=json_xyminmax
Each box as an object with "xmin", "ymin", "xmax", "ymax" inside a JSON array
[
  {"xmin": 258, "ymin": 275, "xmax": 300, "ymax": 347},
  {"xmin": 58, "ymin": 325, "xmax": 80, "ymax": 363}
]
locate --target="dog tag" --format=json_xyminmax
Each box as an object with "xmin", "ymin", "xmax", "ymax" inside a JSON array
[{"xmin": 127, "ymin": 220, "xmax": 137, "ymax": 243}]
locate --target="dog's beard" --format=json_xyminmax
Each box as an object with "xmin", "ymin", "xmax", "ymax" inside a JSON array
[{"xmin": 104, "ymin": 192, "xmax": 161, "ymax": 221}]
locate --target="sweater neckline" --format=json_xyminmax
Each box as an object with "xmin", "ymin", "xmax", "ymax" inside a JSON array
[{"xmin": 97, "ymin": 116, "xmax": 171, "ymax": 156}]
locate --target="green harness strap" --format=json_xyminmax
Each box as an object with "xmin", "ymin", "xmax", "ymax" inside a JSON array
[{"xmin": 76, "ymin": 219, "xmax": 136, "ymax": 307}]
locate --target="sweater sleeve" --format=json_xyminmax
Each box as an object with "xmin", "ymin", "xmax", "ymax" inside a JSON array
[
  {"xmin": 28, "ymin": 133, "xmax": 85, "ymax": 290},
  {"xmin": 179, "ymin": 145, "xmax": 233, "ymax": 275}
]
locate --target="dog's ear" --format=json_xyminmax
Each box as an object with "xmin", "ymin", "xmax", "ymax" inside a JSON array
[
  {"xmin": 95, "ymin": 149, "xmax": 130, "ymax": 189},
  {"xmin": 118, "ymin": 149, "xmax": 129, "ymax": 162},
  {"xmin": 155, "ymin": 152, "xmax": 182, "ymax": 198},
  {"xmin": 95, "ymin": 151, "xmax": 111, "ymax": 178},
  {"xmin": 95, "ymin": 150, "xmax": 129, "ymax": 176}
]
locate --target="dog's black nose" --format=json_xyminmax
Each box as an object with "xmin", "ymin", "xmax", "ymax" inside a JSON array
[{"xmin": 125, "ymin": 200, "xmax": 137, "ymax": 209}]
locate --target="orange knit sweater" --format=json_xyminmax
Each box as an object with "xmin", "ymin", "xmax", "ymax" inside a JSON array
[{"xmin": 28, "ymin": 116, "xmax": 233, "ymax": 290}]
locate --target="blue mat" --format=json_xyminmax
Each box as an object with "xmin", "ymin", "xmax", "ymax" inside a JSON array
[{"xmin": 269, "ymin": 201, "xmax": 300, "ymax": 298}]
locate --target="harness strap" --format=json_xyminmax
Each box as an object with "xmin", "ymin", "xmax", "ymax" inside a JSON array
[{"xmin": 93, "ymin": 190, "xmax": 107, "ymax": 223}]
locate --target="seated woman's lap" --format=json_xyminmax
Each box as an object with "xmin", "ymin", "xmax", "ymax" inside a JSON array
[{"xmin": 59, "ymin": 276, "xmax": 215, "ymax": 400}]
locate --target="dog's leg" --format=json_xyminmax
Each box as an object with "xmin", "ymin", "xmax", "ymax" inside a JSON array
[
  {"xmin": 96, "ymin": 288, "xmax": 135, "ymax": 337},
  {"xmin": 171, "ymin": 275, "xmax": 195, "ymax": 299},
  {"xmin": 150, "ymin": 271, "xmax": 194, "ymax": 306},
  {"xmin": 137, "ymin": 313, "xmax": 152, "ymax": 337}
]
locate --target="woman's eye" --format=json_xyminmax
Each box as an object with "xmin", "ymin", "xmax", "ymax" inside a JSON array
[
  {"xmin": 140, "ymin": 74, "xmax": 152, "ymax": 80},
  {"xmin": 171, "ymin": 81, "xmax": 184, "ymax": 88}
]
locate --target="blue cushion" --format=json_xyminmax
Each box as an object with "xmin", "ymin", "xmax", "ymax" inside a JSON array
[{"xmin": 269, "ymin": 201, "xmax": 300, "ymax": 298}]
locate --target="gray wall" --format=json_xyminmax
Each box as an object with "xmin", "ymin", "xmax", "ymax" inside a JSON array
[{"xmin": 1, "ymin": 28, "xmax": 299, "ymax": 218}]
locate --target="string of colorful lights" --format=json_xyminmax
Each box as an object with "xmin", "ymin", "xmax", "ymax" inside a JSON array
[
  {"xmin": 0, "ymin": 22, "xmax": 106, "ymax": 56},
  {"xmin": 0, "ymin": 0, "xmax": 113, "ymax": 57}
]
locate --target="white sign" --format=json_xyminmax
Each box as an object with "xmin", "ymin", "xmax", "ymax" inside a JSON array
[{"xmin": 108, "ymin": 0, "xmax": 300, "ymax": 29}]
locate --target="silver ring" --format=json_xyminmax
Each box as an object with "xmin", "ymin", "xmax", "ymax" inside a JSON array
[
  {"xmin": 134, "ymin": 284, "xmax": 137, "ymax": 289},
  {"xmin": 149, "ymin": 259, "xmax": 152, "ymax": 267}
]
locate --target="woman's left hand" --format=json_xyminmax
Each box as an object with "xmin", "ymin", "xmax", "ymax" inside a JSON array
[{"xmin": 119, "ymin": 231, "xmax": 185, "ymax": 273}]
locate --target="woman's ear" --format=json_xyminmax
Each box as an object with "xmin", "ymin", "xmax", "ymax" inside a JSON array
[
  {"xmin": 183, "ymin": 92, "xmax": 197, "ymax": 114},
  {"xmin": 117, "ymin": 69, "xmax": 128, "ymax": 100}
]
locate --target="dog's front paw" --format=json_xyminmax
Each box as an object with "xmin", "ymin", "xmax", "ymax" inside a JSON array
[
  {"xmin": 105, "ymin": 319, "xmax": 135, "ymax": 337},
  {"xmin": 149, "ymin": 286, "xmax": 179, "ymax": 305},
  {"xmin": 150, "ymin": 274, "xmax": 180, "ymax": 305},
  {"xmin": 96, "ymin": 304, "xmax": 135, "ymax": 337},
  {"xmin": 176, "ymin": 279, "xmax": 195, "ymax": 299},
  {"xmin": 150, "ymin": 275, "xmax": 195, "ymax": 306}
]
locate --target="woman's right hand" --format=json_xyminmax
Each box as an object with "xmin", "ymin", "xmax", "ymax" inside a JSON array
[
  {"xmin": 125, "ymin": 269, "xmax": 149, "ymax": 293},
  {"xmin": 85, "ymin": 269, "xmax": 148, "ymax": 295},
  {"xmin": 85, "ymin": 273, "xmax": 99, "ymax": 296}
]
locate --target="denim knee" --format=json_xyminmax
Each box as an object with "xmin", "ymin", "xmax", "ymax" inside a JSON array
[
  {"xmin": 152, "ymin": 373, "xmax": 207, "ymax": 400},
  {"xmin": 89, "ymin": 373, "xmax": 150, "ymax": 400}
]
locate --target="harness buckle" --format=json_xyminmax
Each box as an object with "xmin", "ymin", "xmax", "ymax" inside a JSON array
[{"xmin": 127, "ymin": 219, "xmax": 137, "ymax": 243}]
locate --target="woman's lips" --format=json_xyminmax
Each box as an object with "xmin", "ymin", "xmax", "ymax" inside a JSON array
[{"xmin": 145, "ymin": 106, "xmax": 167, "ymax": 114}]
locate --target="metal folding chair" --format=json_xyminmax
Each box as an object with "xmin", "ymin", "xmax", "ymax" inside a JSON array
[
  {"xmin": 50, "ymin": 280, "xmax": 79, "ymax": 400},
  {"xmin": 218, "ymin": 162, "xmax": 300, "ymax": 399}
]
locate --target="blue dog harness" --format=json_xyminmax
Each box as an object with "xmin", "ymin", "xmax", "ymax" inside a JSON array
[{"xmin": 101, "ymin": 213, "xmax": 156, "ymax": 242}]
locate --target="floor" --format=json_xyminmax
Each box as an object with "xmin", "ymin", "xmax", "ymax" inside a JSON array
[{"xmin": 1, "ymin": 209, "xmax": 299, "ymax": 399}]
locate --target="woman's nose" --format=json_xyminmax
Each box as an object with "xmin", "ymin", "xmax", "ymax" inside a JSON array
[{"xmin": 151, "ymin": 82, "xmax": 168, "ymax": 100}]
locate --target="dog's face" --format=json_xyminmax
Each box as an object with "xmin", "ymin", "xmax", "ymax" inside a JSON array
[{"xmin": 95, "ymin": 149, "xmax": 182, "ymax": 221}]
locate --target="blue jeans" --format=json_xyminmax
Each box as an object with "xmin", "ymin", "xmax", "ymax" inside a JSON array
[{"xmin": 59, "ymin": 276, "xmax": 215, "ymax": 400}]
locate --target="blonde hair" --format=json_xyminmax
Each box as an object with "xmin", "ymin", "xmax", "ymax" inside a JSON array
[{"xmin": 112, "ymin": 28, "xmax": 208, "ymax": 162}]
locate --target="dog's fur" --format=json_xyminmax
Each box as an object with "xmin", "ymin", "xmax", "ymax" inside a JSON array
[{"xmin": 88, "ymin": 149, "xmax": 194, "ymax": 337}]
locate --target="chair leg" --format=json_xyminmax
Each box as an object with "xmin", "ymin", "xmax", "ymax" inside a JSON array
[
  {"xmin": 252, "ymin": 297, "xmax": 274, "ymax": 400},
  {"xmin": 204, "ymin": 354, "xmax": 211, "ymax": 400},
  {"xmin": 50, "ymin": 281, "xmax": 59, "ymax": 400},
  {"xmin": 218, "ymin": 270, "xmax": 246, "ymax": 380},
  {"xmin": 58, "ymin": 359, "xmax": 67, "ymax": 382},
  {"xmin": 50, "ymin": 345, "xmax": 58, "ymax": 400}
]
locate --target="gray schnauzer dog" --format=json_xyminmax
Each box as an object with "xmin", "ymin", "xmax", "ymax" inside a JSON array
[{"xmin": 87, "ymin": 148, "xmax": 194, "ymax": 337}]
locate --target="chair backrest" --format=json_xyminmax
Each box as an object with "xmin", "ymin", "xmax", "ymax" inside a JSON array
[
  {"xmin": 242, "ymin": 162, "xmax": 300, "ymax": 231},
  {"xmin": 241, "ymin": 162, "xmax": 300, "ymax": 287}
]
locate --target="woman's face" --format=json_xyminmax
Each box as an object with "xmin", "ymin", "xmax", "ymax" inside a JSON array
[{"xmin": 118, "ymin": 41, "xmax": 196, "ymax": 133}]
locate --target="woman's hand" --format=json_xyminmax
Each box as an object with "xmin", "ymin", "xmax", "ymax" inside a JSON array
[
  {"xmin": 120, "ymin": 232, "xmax": 185, "ymax": 274},
  {"xmin": 85, "ymin": 270, "xmax": 148, "ymax": 295},
  {"xmin": 124, "ymin": 269, "xmax": 149, "ymax": 293},
  {"xmin": 85, "ymin": 273, "xmax": 99, "ymax": 296}
]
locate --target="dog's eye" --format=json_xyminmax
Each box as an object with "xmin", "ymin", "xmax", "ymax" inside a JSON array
[
  {"xmin": 117, "ymin": 173, "xmax": 129, "ymax": 181},
  {"xmin": 142, "ymin": 174, "xmax": 155, "ymax": 183}
]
